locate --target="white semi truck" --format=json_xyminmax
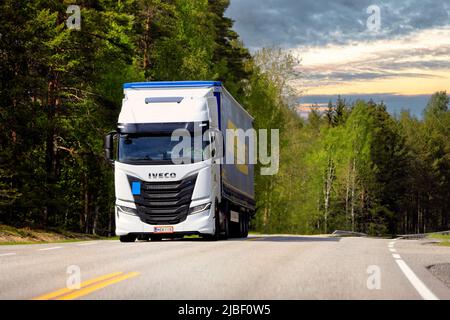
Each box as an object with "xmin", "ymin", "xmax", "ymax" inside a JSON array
[{"xmin": 104, "ymin": 81, "xmax": 255, "ymax": 242}]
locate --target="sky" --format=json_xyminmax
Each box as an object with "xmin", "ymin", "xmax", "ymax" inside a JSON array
[{"xmin": 225, "ymin": 0, "xmax": 450, "ymax": 117}]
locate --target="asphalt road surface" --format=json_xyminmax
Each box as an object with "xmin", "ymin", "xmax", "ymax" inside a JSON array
[{"xmin": 1, "ymin": 235, "xmax": 449, "ymax": 300}]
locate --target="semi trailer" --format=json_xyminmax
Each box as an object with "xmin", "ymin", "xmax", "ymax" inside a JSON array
[{"xmin": 104, "ymin": 81, "xmax": 255, "ymax": 242}]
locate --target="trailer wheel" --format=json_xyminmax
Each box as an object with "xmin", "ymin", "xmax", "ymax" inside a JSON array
[
  {"xmin": 237, "ymin": 212, "xmax": 245, "ymax": 238},
  {"xmin": 119, "ymin": 234, "xmax": 136, "ymax": 242},
  {"xmin": 220, "ymin": 201, "xmax": 230, "ymax": 240},
  {"xmin": 222, "ymin": 211, "xmax": 229, "ymax": 240},
  {"xmin": 242, "ymin": 214, "xmax": 249, "ymax": 238},
  {"xmin": 228, "ymin": 212, "xmax": 242, "ymax": 238}
]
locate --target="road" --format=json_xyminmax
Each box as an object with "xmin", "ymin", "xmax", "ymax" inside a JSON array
[{"xmin": 0, "ymin": 235, "xmax": 449, "ymax": 300}]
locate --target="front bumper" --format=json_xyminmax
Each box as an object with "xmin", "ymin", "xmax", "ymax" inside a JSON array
[{"xmin": 115, "ymin": 207, "xmax": 214, "ymax": 236}]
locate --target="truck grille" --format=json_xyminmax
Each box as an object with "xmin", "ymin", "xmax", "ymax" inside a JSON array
[{"xmin": 132, "ymin": 175, "xmax": 197, "ymax": 225}]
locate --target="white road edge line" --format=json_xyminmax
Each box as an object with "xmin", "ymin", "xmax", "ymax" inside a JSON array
[
  {"xmin": 0, "ymin": 253, "xmax": 16, "ymax": 257},
  {"xmin": 37, "ymin": 246, "xmax": 62, "ymax": 251},
  {"xmin": 395, "ymin": 259, "xmax": 439, "ymax": 300},
  {"xmin": 76, "ymin": 242, "xmax": 97, "ymax": 246},
  {"xmin": 389, "ymin": 248, "xmax": 396, "ymax": 252},
  {"xmin": 392, "ymin": 253, "xmax": 401, "ymax": 259}
]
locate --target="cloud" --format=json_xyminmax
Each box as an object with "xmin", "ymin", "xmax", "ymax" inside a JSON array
[
  {"xmin": 290, "ymin": 26, "xmax": 450, "ymax": 94},
  {"xmin": 297, "ymin": 93, "xmax": 442, "ymax": 118},
  {"xmin": 305, "ymin": 71, "xmax": 441, "ymax": 82},
  {"xmin": 226, "ymin": 1, "xmax": 450, "ymax": 98},
  {"xmin": 226, "ymin": 0, "xmax": 450, "ymax": 49}
]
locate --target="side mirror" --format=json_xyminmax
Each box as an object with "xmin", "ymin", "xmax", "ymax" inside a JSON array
[
  {"xmin": 209, "ymin": 132, "xmax": 217, "ymax": 159},
  {"xmin": 104, "ymin": 131, "xmax": 116, "ymax": 164},
  {"xmin": 207, "ymin": 97, "xmax": 219, "ymax": 128},
  {"xmin": 210, "ymin": 129, "xmax": 223, "ymax": 160}
]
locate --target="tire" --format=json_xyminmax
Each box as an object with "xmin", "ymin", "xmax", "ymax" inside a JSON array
[
  {"xmin": 235, "ymin": 213, "xmax": 245, "ymax": 238},
  {"xmin": 119, "ymin": 234, "xmax": 136, "ymax": 243},
  {"xmin": 228, "ymin": 212, "xmax": 241, "ymax": 239},
  {"xmin": 150, "ymin": 235, "xmax": 163, "ymax": 241},
  {"xmin": 220, "ymin": 201, "xmax": 230, "ymax": 240},
  {"xmin": 242, "ymin": 214, "xmax": 249, "ymax": 238},
  {"xmin": 222, "ymin": 212, "xmax": 229, "ymax": 240},
  {"xmin": 137, "ymin": 234, "xmax": 150, "ymax": 241},
  {"xmin": 202, "ymin": 234, "xmax": 215, "ymax": 241}
]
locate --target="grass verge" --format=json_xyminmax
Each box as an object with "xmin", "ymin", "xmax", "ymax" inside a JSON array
[
  {"xmin": 0, "ymin": 224, "xmax": 106, "ymax": 245},
  {"xmin": 429, "ymin": 233, "xmax": 450, "ymax": 247}
]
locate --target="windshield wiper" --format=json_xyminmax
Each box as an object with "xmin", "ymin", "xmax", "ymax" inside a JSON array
[{"xmin": 127, "ymin": 155, "xmax": 157, "ymax": 161}]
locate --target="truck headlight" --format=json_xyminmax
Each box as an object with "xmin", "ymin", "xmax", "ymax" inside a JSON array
[
  {"xmin": 188, "ymin": 202, "xmax": 211, "ymax": 215},
  {"xmin": 117, "ymin": 205, "xmax": 138, "ymax": 216}
]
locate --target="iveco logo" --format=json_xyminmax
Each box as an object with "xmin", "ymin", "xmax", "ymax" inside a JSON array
[{"xmin": 149, "ymin": 173, "xmax": 176, "ymax": 179}]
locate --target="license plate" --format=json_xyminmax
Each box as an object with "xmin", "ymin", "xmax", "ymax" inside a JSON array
[{"xmin": 154, "ymin": 226, "xmax": 174, "ymax": 234}]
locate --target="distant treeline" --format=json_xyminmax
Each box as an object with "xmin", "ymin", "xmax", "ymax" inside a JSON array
[
  {"xmin": 0, "ymin": 1, "xmax": 448, "ymax": 236},
  {"xmin": 261, "ymin": 94, "xmax": 450, "ymax": 236}
]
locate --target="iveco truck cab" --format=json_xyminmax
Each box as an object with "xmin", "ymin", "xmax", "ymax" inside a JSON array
[{"xmin": 104, "ymin": 81, "xmax": 255, "ymax": 242}]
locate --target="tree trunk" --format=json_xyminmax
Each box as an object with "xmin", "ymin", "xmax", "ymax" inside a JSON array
[
  {"xmin": 93, "ymin": 205, "xmax": 100, "ymax": 235},
  {"xmin": 80, "ymin": 172, "xmax": 89, "ymax": 233},
  {"xmin": 323, "ymin": 157, "xmax": 334, "ymax": 234},
  {"xmin": 359, "ymin": 187, "xmax": 365, "ymax": 232},
  {"xmin": 44, "ymin": 77, "xmax": 59, "ymax": 226},
  {"xmin": 350, "ymin": 158, "xmax": 356, "ymax": 231},
  {"xmin": 417, "ymin": 193, "xmax": 421, "ymax": 234},
  {"xmin": 266, "ymin": 179, "xmax": 274, "ymax": 232},
  {"xmin": 142, "ymin": 6, "xmax": 155, "ymax": 78},
  {"xmin": 345, "ymin": 163, "xmax": 350, "ymax": 229},
  {"xmin": 109, "ymin": 207, "xmax": 114, "ymax": 237}
]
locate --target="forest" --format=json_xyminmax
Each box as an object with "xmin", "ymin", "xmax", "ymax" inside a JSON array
[{"xmin": 0, "ymin": 0, "xmax": 449, "ymax": 236}]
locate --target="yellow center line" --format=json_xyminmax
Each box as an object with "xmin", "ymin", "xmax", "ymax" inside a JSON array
[
  {"xmin": 33, "ymin": 272, "xmax": 123, "ymax": 300},
  {"xmin": 58, "ymin": 272, "xmax": 139, "ymax": 300},
  {"xmin": 33, "ymin": 271, "xmax": 139, "ymax": 300}
]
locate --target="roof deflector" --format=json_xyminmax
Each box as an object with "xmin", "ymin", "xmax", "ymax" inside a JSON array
[
  {"xmin": 144, "ymin": 97, "xmax": 184, "ymax": 104},
  {"xmin": 124, "ymin": 81, "xmax": 222, "ymax": 89}
]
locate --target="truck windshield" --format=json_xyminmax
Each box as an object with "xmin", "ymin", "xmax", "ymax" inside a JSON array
[{"xmin": 118, "ymin": 123, "xmax": 210, "ymax": 164}]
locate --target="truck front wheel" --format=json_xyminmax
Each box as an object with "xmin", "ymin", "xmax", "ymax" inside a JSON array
[
  {"xmin": 150, "ymin": 235, "xmax": 162, "ymax": 241},
  {"xmin": 119, "ymin": 234, "xmax": 136, "ymax": 242}
]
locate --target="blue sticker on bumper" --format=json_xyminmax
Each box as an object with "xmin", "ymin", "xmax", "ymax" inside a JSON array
[{"xmin": 131, "ymin": 181, "xmax": 141, "ymax": 195}]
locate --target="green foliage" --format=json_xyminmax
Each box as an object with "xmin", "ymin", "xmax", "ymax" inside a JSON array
[
  {"xmin": 255, "ymin": 92, "xmax": 449, "ymax": 236},
  {"xmin": 0, "ymin": 0, "xmax": 251, "ymax": 234},
  {"xmin": 0, "ymin": 1, "xmax": 448, "ymax": 237},
  {"xmin": 0, "ymin": 0, "xmax": 137, "ymax": 232}
]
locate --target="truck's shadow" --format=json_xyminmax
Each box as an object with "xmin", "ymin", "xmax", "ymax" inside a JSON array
[
  {"xmin": 158, "ymin": 236, "xmax": 341, "ymax": 242},
  {"xmin": 235, "ymin": 236, "xmax": 341, "ymax": 242}
]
